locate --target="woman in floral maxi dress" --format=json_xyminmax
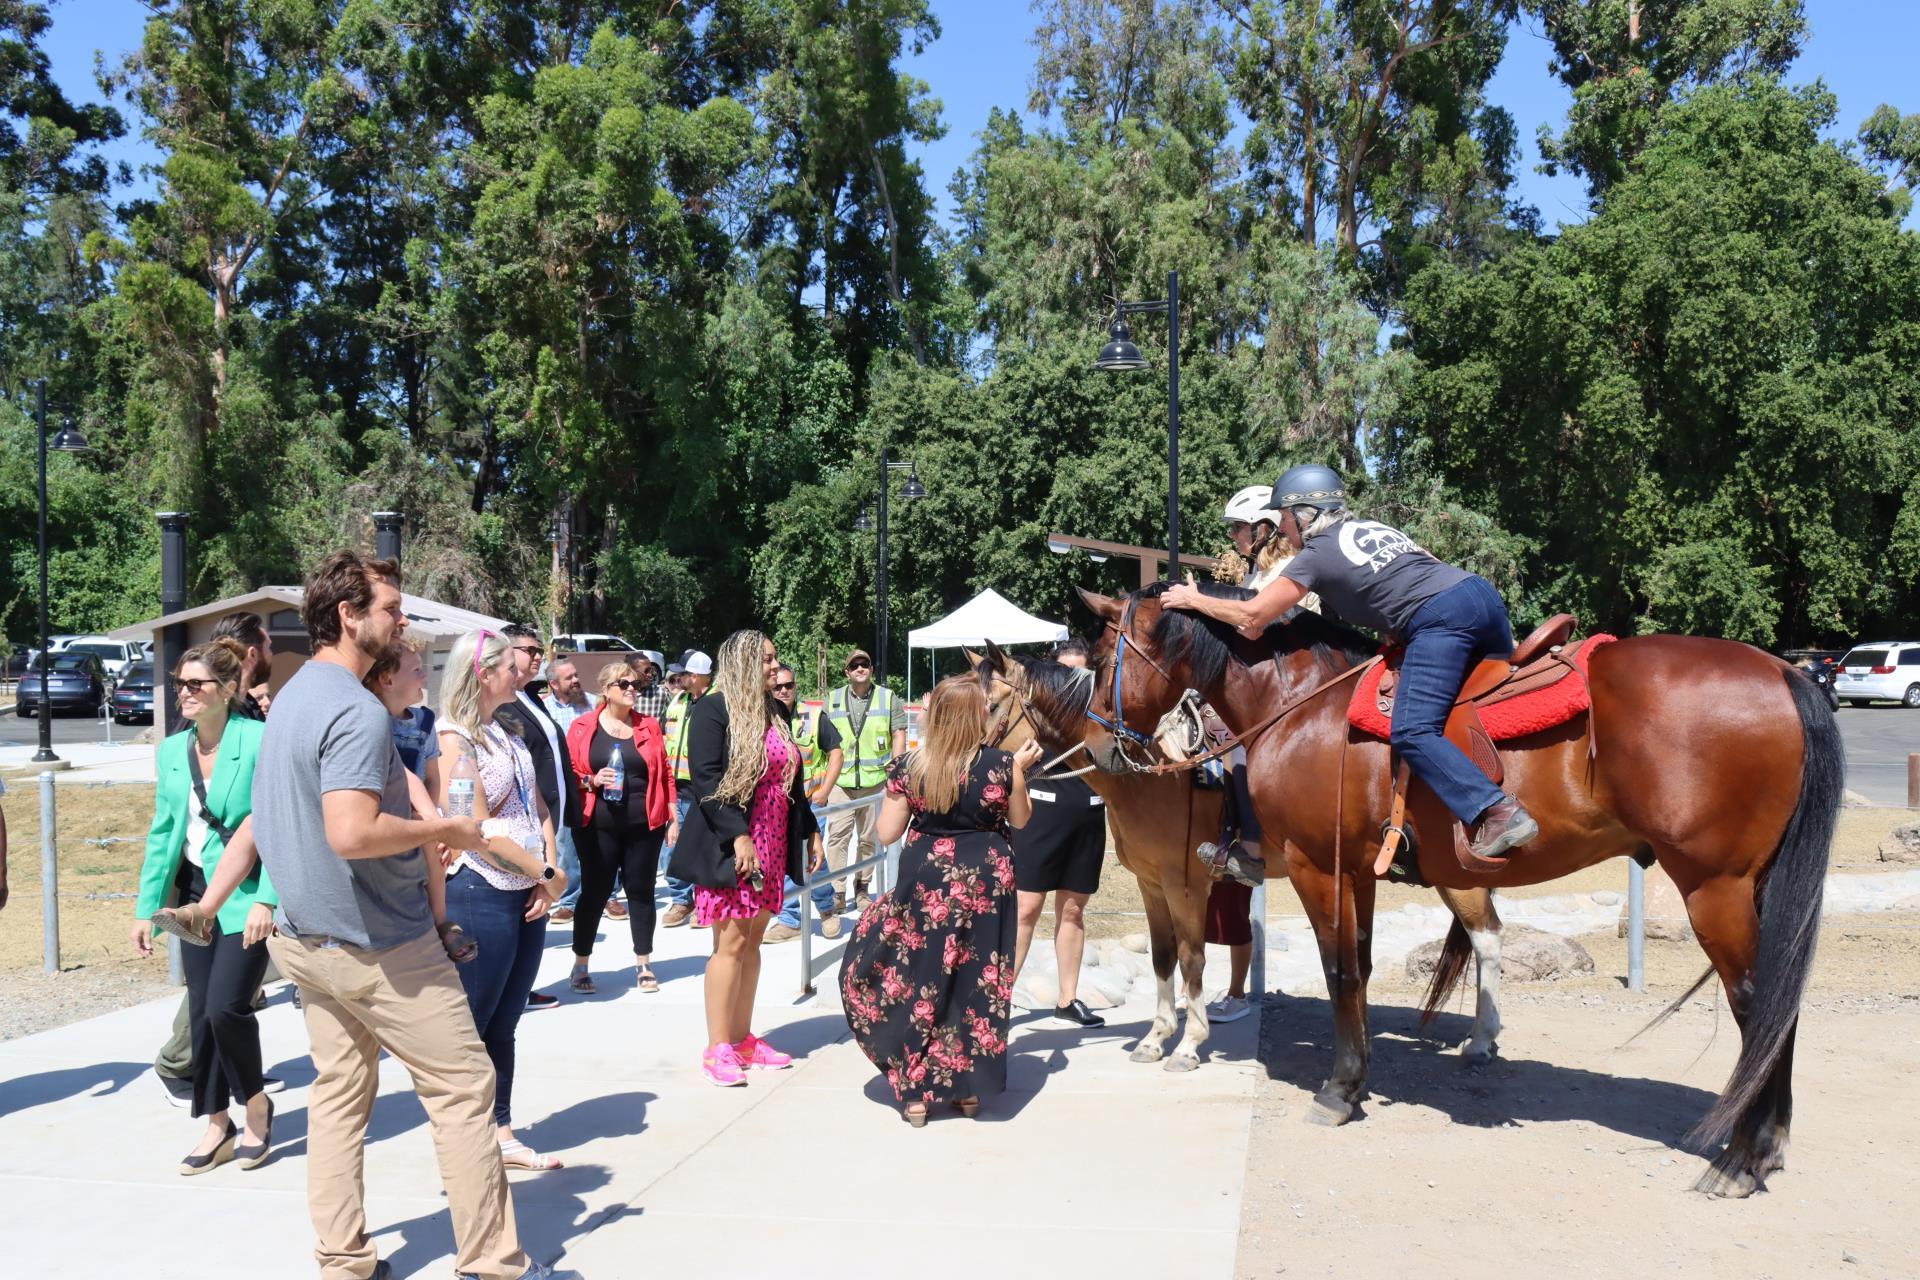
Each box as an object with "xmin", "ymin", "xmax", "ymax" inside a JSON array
[{"xmin": 841, "ymin": 674, "xmax": 1046, "ymax": 1124}]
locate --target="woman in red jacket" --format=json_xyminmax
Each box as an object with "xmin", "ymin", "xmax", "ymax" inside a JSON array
[{"xmin": 565, "ymin": 662, "xmax": 678, "ymax": 994}]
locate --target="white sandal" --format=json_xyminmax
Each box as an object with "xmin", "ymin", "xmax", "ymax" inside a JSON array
[{"xmin": 499, "ymin": 1138, "xmax": 562, "ymax": 1171}]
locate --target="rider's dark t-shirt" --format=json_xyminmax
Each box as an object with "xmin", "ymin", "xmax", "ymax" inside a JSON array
[{"xmin": 1278, "ymin": 519, "xmax": 1470, "ymax": 640}]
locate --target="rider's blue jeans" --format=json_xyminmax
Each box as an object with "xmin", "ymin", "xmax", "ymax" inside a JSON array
[{"xmin": 1390, "ymin": 576, "xmax": 1514, "ymax": 825}]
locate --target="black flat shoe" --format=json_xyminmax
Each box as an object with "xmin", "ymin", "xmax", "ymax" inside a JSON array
[
  {"xmin": 1054, "ymin": 999, "xmax": 1106, "ymax": 1028},
  {"xmin": 180, "ymin": 1118, "xmax": 236, "ymax": 1176},
  {"xmin": 235, "ymin": 1096, "xmax": 274, "ymax": 1169}
]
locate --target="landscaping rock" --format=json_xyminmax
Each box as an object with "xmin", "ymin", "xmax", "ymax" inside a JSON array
[
  {"xmin": 1842, "ymin": 789, "xmax": 1873, "ymax": 808},
  {"xmin": 1405, "ymin": 925, "xmax": 1593, "ymax": 983},
  {"xmin": 1879, "ymin": 823, "xmax": 1920, "ymax": 864},
  {"xmin": 1120, "ymin": 932, "xmax": 1151, "ymax": 954}
]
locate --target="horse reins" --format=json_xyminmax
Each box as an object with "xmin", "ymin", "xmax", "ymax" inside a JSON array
[{"xmin": 1088, "ymin": 611, "xmax": 1381, "ymax": 776}]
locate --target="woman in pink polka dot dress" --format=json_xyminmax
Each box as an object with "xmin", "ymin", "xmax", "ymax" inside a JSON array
[{"xmin": 664, "ymin": 630, "xmax": 825, "ymax": 1087}]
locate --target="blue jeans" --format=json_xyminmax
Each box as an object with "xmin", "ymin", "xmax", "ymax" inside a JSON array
[
  {"xmin": 553, "ymin": 825, "xmax": 582, "ymax": 910},
  {"xmin": 777, "ymin": 804, "xmax": 835, "ymax": 928},
  {"xmin": 1390, "ymin": 576, "xmax": 1514, "ymax": 825},
  {"xmin": 661, "ymin": 794, "xmax": 694, "ymax": 905},
  {"xmin": 445, "ymin": 869, "xmax": 547, "ymax": 1127}
]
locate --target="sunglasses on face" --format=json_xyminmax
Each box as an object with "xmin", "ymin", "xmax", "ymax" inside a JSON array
[
  {"xmin": 772, "ymin": 682, "xmax": 796, "ymax": 692},
  {"xmin": 846, "ymin": 660, "xmax": 871, "ymax": 671},
  {"xmin": 511, "ymin": 645, "xmax": 544, "ymax": 660},
  {"xmin": 611, "ymin": 679, "xmax": 640, "ymax": 691},
  {"xmin": 176, "ymin": 678, "xmax": 222, "ymax": 697}
]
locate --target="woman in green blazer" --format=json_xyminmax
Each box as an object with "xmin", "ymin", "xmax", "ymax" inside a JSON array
[{"xmin": 131, "ymin": 637, "xmax": 278, "ymax": 1175}]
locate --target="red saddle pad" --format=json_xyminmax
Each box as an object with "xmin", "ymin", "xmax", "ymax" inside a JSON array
[{"xmin": 1348, "ymin": 634, "xmax": 1618, "ymax": 741}]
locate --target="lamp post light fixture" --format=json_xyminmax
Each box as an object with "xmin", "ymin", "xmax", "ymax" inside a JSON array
[
  {"xmin": 855, "ymin": 447, "xmax": 929, "ymax": 686},
  {"xmin": 25, "ymin": 382, "xmax": 90, "ymax": 763},
  {"xmin": 1094, "ymin": 270, "xmax": 1181, "ymax": 577}
]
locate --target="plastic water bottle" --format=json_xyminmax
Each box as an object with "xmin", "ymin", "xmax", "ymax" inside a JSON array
[
  {"xmin": 604, "ymin": 748, "xmax": 625, "ymax": 803},
  {"xmin": 447, "ymin": 751, "xmax": 478, "ymax": 818}
]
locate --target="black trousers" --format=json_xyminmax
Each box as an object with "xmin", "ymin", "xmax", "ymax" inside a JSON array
[
  {"xmin": 574, "ymin": 820, "xmax": 665, "ymax": 958},
  {"xmin": 175, "ymin": 863, "xmax": 270, "ymax": 1118}
]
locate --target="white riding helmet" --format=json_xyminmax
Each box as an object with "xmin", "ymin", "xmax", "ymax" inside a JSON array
[{"xmin": 1221, "ymin": 485, "xmax": 1276, "ymax": 526}]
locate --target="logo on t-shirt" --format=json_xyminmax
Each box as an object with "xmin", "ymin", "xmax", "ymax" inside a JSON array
[{"xmin": 1337, "ymin": 521, "xmax": 1423, "ymax": 574}]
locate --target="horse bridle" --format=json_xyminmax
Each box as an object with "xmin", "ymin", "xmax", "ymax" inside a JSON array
[{"xmin": 984, "ymin": 668, "xmax": 1100, "ymax": 781}]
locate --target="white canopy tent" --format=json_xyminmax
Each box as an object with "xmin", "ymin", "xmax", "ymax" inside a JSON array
[{"xmin": 905, "ymin": 588, "xmax": 1070, "ymax": 699}]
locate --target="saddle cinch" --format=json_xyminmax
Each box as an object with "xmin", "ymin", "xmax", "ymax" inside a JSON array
[{"xmin": 1347, "ymin": 614, "xmax": 1618, "ymax": 876}]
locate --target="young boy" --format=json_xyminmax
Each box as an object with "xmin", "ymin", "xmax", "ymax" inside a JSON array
[{"xmin": 363, "ymin": 639, "xmax": 473, "ymax": 963}]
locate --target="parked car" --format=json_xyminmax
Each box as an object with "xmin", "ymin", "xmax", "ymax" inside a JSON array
[
  {"xmin": 1833, "ymin": 641, "xmax": 1920, "ymax": 708},
  {"xmin": 14, "ymin": 652, "xmax": 109, "ymax": 717},
  {"xmin": 111, "ymin": 660, "xmax": 156, "ymax": 724},
  {"xmin": 61, "ymin": 635, "xmax": 144, "ymax": 680},
  {"xmin": 1783, "ymin": 649, "xmax": 1846, "ymax": 710},
  {"xmin": 550, "ymin": 633, "xmax": 638, "ymax": 654}
]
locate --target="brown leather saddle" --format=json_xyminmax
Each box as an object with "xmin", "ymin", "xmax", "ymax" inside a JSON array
[{"xmin": 1371, "ymin": 614, "xmax": 1583, "ymax": 877}]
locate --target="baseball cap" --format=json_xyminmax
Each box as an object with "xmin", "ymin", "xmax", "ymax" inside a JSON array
[
  {"xmin": 667, "ymin": 662, "xmax": 685, "ymax": 675},
  {"xmin": 844, "ymin": 648, "xmax": 873, "ymax": 668},
  {"xmin": 684, "ymin": 651, "xmax": 714, "ymax": 676},
  {"xmin": 639, "ymin": 649, "xmax": 664, "ymax": 671}
]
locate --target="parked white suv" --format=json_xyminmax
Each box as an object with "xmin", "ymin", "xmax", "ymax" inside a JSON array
[
  {"xmin": 61, "ymin": 636, "xmax": 143, "ymax": 681},
  {"xmin": 1834, "ymin": 641, "xmax": 1920, "ymax": 708}
]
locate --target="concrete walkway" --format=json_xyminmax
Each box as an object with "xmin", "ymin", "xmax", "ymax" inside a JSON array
[{"xmin": 0, "ymin": 902, "xmax": 1261, "ymax": 1279}]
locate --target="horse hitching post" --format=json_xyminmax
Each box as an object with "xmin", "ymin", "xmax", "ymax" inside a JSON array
[
  {"xmin": 39, "ymin": 770, "xmax": 58, "ymax": 973},
  {"xmin": 1627, "ymin": 859, "xmax": 1645, "ymax": 992},
  {"xmin": 1248, "ymin": 879, "xmax": 1266, "ymax": 999}
]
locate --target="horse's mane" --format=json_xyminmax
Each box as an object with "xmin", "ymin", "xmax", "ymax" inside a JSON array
[
  {"xmin": 1134, "ymin": 580, "xmax": 1377, "ymax": 690},
  {"xmin": 1001, "ymin": 652, "xmax": 1093, "ymax": 747}
]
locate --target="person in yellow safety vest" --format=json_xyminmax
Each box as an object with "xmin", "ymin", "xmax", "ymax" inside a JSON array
[
  {"xmin": 658, "ymin": 651, "xmax": 714, "ymax": 929},
  {"xmin": 821, "ymin": 647, "xmax": 907, "ymax": 916},
  {"xmin": 764, "ymin": 663, "xmax": 846, "ymax": 944}
]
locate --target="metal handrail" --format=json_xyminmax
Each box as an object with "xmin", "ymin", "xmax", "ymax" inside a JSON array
[{"xmin": 782, "ymin": 790, "xmax": 897, "ymax": 996}]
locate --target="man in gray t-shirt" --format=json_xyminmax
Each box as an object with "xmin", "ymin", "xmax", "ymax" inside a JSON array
[
  {"xmin": 259, "ymin": 551, "xmax": 549, "ymax": 1280},
  {"xmin": 254, "ymin": 660, "xmax": 432, "ymax": 949}
]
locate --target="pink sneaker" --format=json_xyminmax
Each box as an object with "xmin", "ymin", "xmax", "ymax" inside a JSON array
[
  {"xmin": 702, "ymin": 1042, "xmax": 748, "ymax": 1087},
  {"xmin": 734, "ymin": 1033, "xmax": 794, "ymax": 1070}
]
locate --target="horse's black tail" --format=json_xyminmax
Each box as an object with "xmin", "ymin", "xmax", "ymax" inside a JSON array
[
  {"xmin": 1688, "ymin": 670, "xmax": 1841, "ymax": 1160},
  {"xmin": 1418, "ymin": 918, "xmax": 1474, "ymax": 1027}
]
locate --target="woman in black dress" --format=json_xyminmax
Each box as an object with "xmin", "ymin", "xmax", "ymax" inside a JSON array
[{"xmin": 841, "ymin": 674, "xmax": 1046, "ymax": 1126}]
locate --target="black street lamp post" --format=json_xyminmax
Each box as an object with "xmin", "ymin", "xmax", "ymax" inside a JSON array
[
  {"xmin": 1095, "ymin": 269, "xmax": 1181, "ymax": 577},
  {"xmin": 854, "ymin": 446, "xmax": 928, "ymax": 686},
  {"xmin": 26, "ymin": 380, "xmax": 91, "ymax": 763}
]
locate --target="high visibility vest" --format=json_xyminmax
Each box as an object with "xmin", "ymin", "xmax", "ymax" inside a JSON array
[
  {"xmin": 825, "ymin": 685, "xmax": 896, "ymax": 789},
  {"xmin": 664, "ymin": 690, "xmax": 700, "ymax": 782},
  {"xmin": 793, "ymin": 705, "xmax": 831, "ymax": 785}
]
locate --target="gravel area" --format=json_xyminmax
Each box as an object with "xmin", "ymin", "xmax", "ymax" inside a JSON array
[{"xmin": 0, "ymin": 961, "xmax": 179, "ymax": 1042}]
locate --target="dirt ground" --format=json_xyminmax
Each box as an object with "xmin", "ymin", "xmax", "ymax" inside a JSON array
[
  {"xmin": 1236, "ymin": 986, "xmax": 1920, "ymax": 1279},
  {"xmin": 1227, "ymin": 805, "xmax": 1920, "ymax": 1280}
]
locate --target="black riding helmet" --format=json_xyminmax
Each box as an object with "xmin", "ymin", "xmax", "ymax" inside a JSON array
[{"xmin": 1265, "ymin": 463, "xmax": 1348, "ymax": 516}]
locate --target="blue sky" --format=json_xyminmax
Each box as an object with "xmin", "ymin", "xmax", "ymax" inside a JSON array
[{"xmin": 39, "ymin": 1, "xmax": 1920, "ymax": 232}]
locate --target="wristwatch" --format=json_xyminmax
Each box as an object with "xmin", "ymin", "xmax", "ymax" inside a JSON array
[{"xmin": 539, "ymin": 865, "xmax": 558, "ymax": 882}]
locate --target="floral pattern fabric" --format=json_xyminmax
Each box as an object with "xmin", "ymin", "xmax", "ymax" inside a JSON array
[
  {"xmin": 841, "ymin": 748, "xmax": 1018, "ymax": 1104},
  {"xmin": 693, "ymin": 724, "xmax": 795, "ymax": 925}
]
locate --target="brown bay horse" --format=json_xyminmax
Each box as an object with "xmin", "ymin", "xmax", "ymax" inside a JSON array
[
  {"xmin": 1076, "ymin": 583, "xmax": 1840, "ymax": 1196},
  {"xmin": 970, "ymin": 644, "xmax": 1508, "ymax": 1073}
]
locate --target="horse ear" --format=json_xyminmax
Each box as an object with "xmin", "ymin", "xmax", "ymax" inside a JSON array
[
  {"xmin": 1076, "ymin": 586, "xmax": 1121, "ymax": 621},
  {"xmin": 983, "ymin": 639, "xmax": 1010, "ymax": 672},
  {"xmin": 962, "ymin": 647, "xmax": 985, "ymax": 671}
]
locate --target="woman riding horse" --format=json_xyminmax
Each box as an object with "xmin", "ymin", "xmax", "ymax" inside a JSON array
[{"xmin": 1161, "ymin": 464, "xmax": 1537, "ymax": 864}]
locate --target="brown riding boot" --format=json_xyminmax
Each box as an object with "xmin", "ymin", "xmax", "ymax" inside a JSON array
[{"xmin": 1467, "ymin": 799, "xmax": 1539, "ymax": 862}]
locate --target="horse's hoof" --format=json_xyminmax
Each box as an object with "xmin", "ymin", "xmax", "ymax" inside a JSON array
[
  {"xmin": 1459, "ymin": 1041, "xmax": 1496, "ymax": 1066},
  {"xmin": 1305, "ymin": 1091, "xmax": 1354, "ymax": 1126},
  {"xmin": 1130, "ymin": 1043, "xmax": 1166, "ymax": 1064},
  {"xmin": 1695, "ymin": 1162, "xmax": 1760, "ymax": 1199},
  {"xmin": 1163, "ymin": 1052, "xmax": 1200, "ymax": 1073}
]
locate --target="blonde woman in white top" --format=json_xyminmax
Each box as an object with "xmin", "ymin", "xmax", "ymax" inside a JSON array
[{"xmin": 435, "ymin": 629, "xmax": 570, "ymax": 1172}]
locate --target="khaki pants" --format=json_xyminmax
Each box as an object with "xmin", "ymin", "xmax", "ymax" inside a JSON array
[
  {"xmin": 268, "ymin": 931, "xmax": 529, "ymax": 1280},
  {"xmin": 825, "ymin": 782, "xmax": 884, "ymax": 894}
]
